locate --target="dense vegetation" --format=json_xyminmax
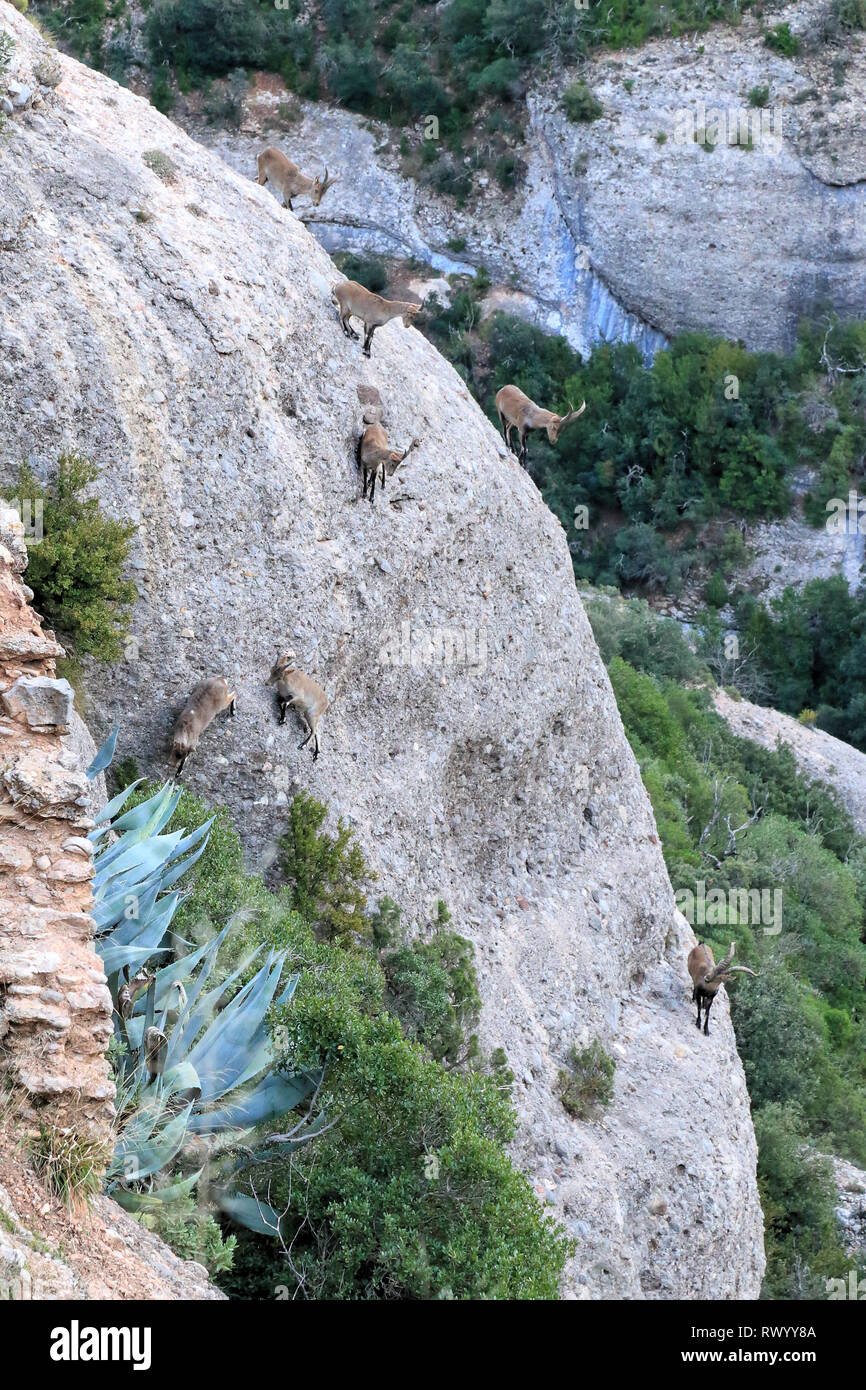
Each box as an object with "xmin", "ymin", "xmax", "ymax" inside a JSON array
[
  {"xmin": 420, "ymin": 272, "xmax": 866, "ymax": 592},
  {"xmin": 107, "ymin": 779, "xmax": 570, "ymax": 1299},
  {"xmin": 586, "ymin": 595, "xmax": 866, "ymax": 1298},
  {"xmin": 17, "ymin": 452, "xmax": 137, "ymax": 662},
  {"xmin": 35, "ymin": 0, "xmax": 789, "ymax": 186},
  {"xmin": 734, "ymin": 576, "xmax": 866, "ymax": 751}
]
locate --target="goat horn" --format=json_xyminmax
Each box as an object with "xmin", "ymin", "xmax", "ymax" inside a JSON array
[
  {"xmin": 705, "ymin": 940, "xmax": 737, "ymax": 983},
  {"xmin": 725, "ymin": 965, "xmax": 758, "ymax": 977}
]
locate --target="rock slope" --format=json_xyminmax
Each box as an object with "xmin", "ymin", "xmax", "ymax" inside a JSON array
[
  {"xmin": 189, "ymin": 0, "xmax": 865, "ymax": 358},
  {"xmin": 0, "ymin": 3, "xmax": 764, "ymax": 1298},
  {"xmin": 715, "ymin": 688, "xmax": 866, "ymax": 835},
  {"xmin": 0, "ymin": 510, "xmax": 113, "ymax": 1143},
  {"xmin": 0, "ymin": 513, "xmax": 222, "ymax": 1299}
]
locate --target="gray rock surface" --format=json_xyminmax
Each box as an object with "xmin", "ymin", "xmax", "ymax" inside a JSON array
[
  {"xmin": 0, "ymin": 2, "xmax": 764, "ymax": 1298},
  {"xmin": 2, "ymin": 674, "xmax": 75, "ymax": 727},
  {"xmin": 189, "ymin": 0, "xmax": 865, "ymax": 357}
]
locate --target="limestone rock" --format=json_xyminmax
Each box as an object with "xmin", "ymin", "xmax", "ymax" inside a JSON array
[
  {"xmin": 0, "ymin": 0, "xmax": 764, "ymax": 1298},
  {"xmin": 1, "ymin": 675, "xmax": 74, "ymax": 729}
]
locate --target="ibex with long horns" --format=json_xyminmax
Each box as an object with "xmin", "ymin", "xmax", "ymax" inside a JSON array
[
  {"xmin": 687, "ymin": 941, "xmax": 756, "ymax": 1036},
  {"xmin": 494, "ymin": 384, "xmax": 586, "ymax": 469},
  {"xmin": 256, "ymin": 147, "xmax": 340, "ymax": 211}
]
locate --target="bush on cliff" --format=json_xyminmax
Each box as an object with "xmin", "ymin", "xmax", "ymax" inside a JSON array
[{"xmin": 18, "ymin": 452, "xmax": 137, "ymax": 662}]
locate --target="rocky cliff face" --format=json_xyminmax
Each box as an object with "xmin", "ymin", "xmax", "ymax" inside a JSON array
[
  {"xmin": 189, "ymin": 0, "xmax": 865, "ymax": 359},
  {"xmin": 0, "ymin": 2, "xmax": 764, "ymax": 1298},
  {"xmin": 0, "ymin": 512, "xmax": 222, "ymax": 1299}
]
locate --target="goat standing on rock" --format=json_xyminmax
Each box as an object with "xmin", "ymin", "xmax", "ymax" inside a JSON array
[
  {"xmin": 494, "ymin": 385, "xmax": 585, "ymax": 469},
  {"xmin": 267, "ymin": 652, "xmax": 328, "ymax": 760},
  {"xmin": 688, "ymin": 941, "xmax": 756, "ymax": 1036},
  {"xmin": 256, "ymin": 147, "xmax": 339, "ymax": 211},
  {"xmin": 170, "ymin": 677, "xmax": 235, "ymax": 777},
  {"xmin": 355, "ymin": 385, "xmax": 419, "ymax": 504},
  {"xmin": 332, "ymin": 281, "xmax": 421, "ymax": 358}
]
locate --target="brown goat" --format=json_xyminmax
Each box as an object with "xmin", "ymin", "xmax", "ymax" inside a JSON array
[
  {"xmin": 256, "ymin": 147, "xmax": 339, "ymax": 210},
  {"xmin": 171, "ymin": 677, "xmax": 236, "ymax": 777},
  {"xmin": 267, "ymin": 652, "xmax": 328, "ymax": 760},
  {"xmin": 494, "ymin": 384, "xmax": 585, "ymax": 469},
  {"xmin": 687, "ymin": 941, "xmax": 756, "ymax": 1036},
  {"xmin": 331, "ymin": 281, "xmax": 421, "ymax": 357}
]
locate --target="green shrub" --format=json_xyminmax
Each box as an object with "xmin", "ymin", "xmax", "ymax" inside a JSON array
[
  {"xmin": 33, "ymin": 1125, "xmax": 108, "ymax": 1207},
  {"xmin": 135, "ymin": 1196, "xmax": 236, "ymax": 1274},
  {"xmin": 18, "ymin": 453, "xmax": 137, "ymax": 661},
  {"xmin": 381, "ymin": 901, "xmax": 482, "ymax": 1067},
  {"xmin": 562, "ymin": 80, "xmax": 603, "ymax": 123},
  {"xmin": 278, "ymin": 790, "xmax": 374, "ymax": 945},
  {"xmin": 148, "ymin": 787, "xmax": 571, "ymax": 1300},
  {"xmin": 704, "ymin": 569, "xmax": 729, "ymax": 609},
  {"xmin": 764, "ymin": 22, "xmax": 800, "ymax": 56},
  {"xmin": 333, "ymin": 252, "xmax": 388, "ymax": 294},
  {"xmin": 755, "ymin": 1103, "xmax": 856, "ymax": 1298},
  {"xmin": 748, "ymin": 84, "xmax": 771, "ymax": 108},
  {"xmin": 143, "ymin": 148, "xmax": 178, "ymax": 182},
  {"xmin": 557, "ymin": 1039, "xmax": 616, "ymax": 1118},
  {"xmin": 493, "ymin": 150, "xmax": 523, "ymax": 189}
]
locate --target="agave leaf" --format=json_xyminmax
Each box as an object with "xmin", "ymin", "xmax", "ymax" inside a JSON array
[
  {"xmin": 91, "ymin": 779, "xmax": 144, "ymax": 828},
  {"xmin": 161, "ymin": 1061, "xmax": 202, "ymax": 1107},
  {"xmin": 216, "ymin": 1190, "xmax": 284, "ymax": 1238},
  {"xmin": 184, "ymin": 958, "xmax": 287, "ymax": 1102},
  {"xmin": 188, "ymin": 1068, "xmax": 320, "ymax": 1135},
  {"xmin": 113, "ymin": 1167, "xmax": 204, "ymax": 1212},
  {"xmin": 100, "ymin": 942, "xmax": 163, "ymax": 978},
  {"xmin": 87, "ymin": 726, "xmax": 119, "ymax": 780},
  {"xmin": 110, "ymin": 1105, "xmax": 193, "ymax": 1182}
]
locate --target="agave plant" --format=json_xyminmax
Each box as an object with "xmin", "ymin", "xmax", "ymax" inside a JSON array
[{"xmin": 87, "ymin": 733, "xmax": 323, "ymax": 1223}]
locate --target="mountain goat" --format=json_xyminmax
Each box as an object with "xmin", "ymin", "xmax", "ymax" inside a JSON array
[
  {"xmin": 331, "ymin": 281, "xmax": 421, "ymax": 357},
  {"xmin": 687, "ymin": 941, "xmax": 756, "ymax": 1036},
  {"xmin": 494, "ymin": 384, "xmax": 586, "ymax": 469},
  {"xmin": 256, "ymin": 147, "xmax": 339, "ymax": 211},
  {"xmin": 267, "ymin": 652, "xmax": 328, "ymax": 760},
  {"xmin": 357, "ymin": 424, "xmax": 419, "ymax": 503},
  {"xmin": 170, "ymin": 677, "xmax": 235, "ymax": 777}
]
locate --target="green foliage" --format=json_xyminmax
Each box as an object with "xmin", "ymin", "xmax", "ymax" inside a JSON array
[
  {"xmin": 421, "ymin": 303, "xmax": 858, "ymax": 594},
  {"xmin": 593, "ymin": 597, "xmax": 866, "ymax": 1294},
  {"xmin": 764, "ymin": 22, "xmax": 801, "ymax": 56},
  {"xmin": 748, "ymin": 84, "xmax": 770, "ymax": 108},
  {"xmin": 333, "ymin": 251, "xmax": 388, "ymax": 294},
  {"xmin": 18, "ymin": 453, "xmax": 137, "ymax": 661},
  {"xmin": 143, "ymin": 148, "xmax": 178, "ymax": 182},
  {"xmin": 380, "ymin": 904, "xmax": 483, "ymax": 1067},
  {"xmin": 584, "ymin": 593, "xmax": 706, "ymax": 683},
  {"xmin": 557, "ymin": 1040, "xmax": 616, "ymax": 1118},
  {"xmin": 278, "ymin": 790, "xmax": 374, "ymax": 945},
  {"xmin": 755, "ymin": 1104, "xmax": 857, "ymax": 1299},
  {"xmin": 562, "ymin": 80, "xmax": 603, "ymax": 123},
  {"xmin": 134, "ymin": 1195, "xmax": 237, "ymax": 1274},
  {"xmin": 834, "ymin": 0, "xmax": 866, "ymax": 29},
  {"xmin": 152, "ymin": 790, "xmax": 571, "ymax": 1299},
  {"xmin": 735, "ymin": 576, "xmax": 866, "ymax": 752},
  {"xmin": 704, "ymin": 569, "xmax": 729, "ymax": 609},
  {"xmin": 32, "ymin": 1125, "xmax": 108, "ymax": 1207}
]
